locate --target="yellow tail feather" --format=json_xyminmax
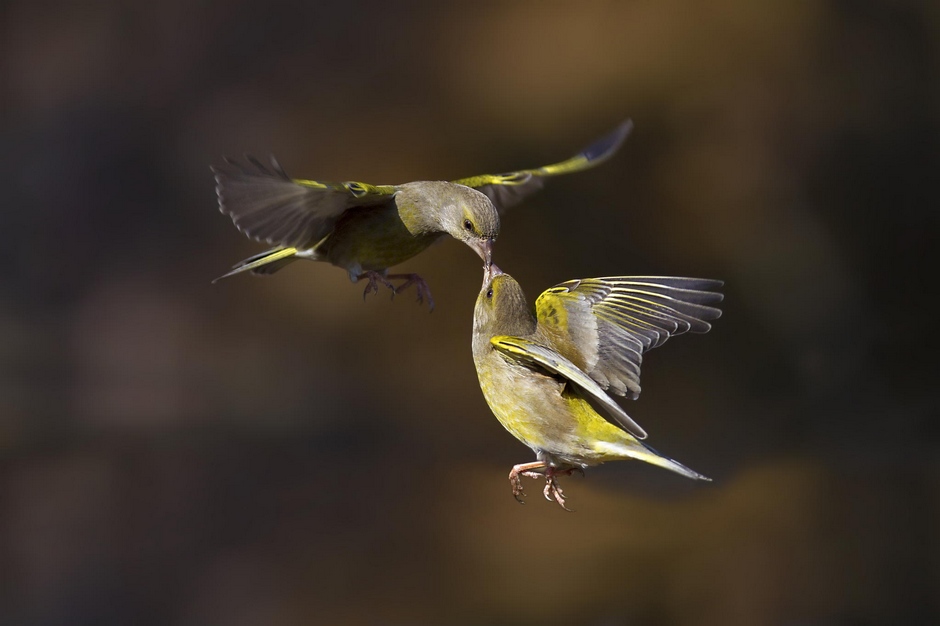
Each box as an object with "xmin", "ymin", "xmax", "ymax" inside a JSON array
[{"xmin": 213, "ymin": 247, "xmax": 298, "ymax": 283}]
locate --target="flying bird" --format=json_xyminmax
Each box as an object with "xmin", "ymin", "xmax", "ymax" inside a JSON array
[
  {"xmin": 212, "ymin": 121, "xmax": 633, "ymax": 311},
  {"xmin": 472, "ymin": 264, "xmax": 722, "ymax": 509}
]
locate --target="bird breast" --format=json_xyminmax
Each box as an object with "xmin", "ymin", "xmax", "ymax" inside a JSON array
[{"xmin": 474, "ymin": 349, "xmax": 568, "ymax": 452}]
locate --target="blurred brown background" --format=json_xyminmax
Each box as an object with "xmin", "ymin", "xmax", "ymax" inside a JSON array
[{"xmin": 2, "ymin": 1, "xmax": 938, "ymax": 624}]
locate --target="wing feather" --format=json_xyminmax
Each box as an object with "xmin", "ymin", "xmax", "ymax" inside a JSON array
[
  {"xmin": 453, "ymin": 120, "xmax": 633, "ymax": 213},
  {"xmin": 490, "ymin": 335, "xmax": 648, "ymax": 439},
  {"xmin": 213, "ymin": 156, "xmax": 398, "ymax": 249},
  {"xmin": 535, "ymin": 277, "xmax": 723, "ymax": 399}
]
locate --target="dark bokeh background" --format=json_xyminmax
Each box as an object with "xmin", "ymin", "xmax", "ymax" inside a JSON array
[{"xmin": 2, "ymin": 1, "xmax": 938, "ymax": 624}]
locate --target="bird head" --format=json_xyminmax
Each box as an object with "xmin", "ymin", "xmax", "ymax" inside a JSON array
[
  {"xmin": 398, "ymin": 182, "xmax": 498, "ymax": 266},
  {"xmin": 446, "ymin": 184, "xmax": 499, "ymax": 267},
  {"xmin": 473, "ymin": 264, "xmax": 536, "ymax": 339}
]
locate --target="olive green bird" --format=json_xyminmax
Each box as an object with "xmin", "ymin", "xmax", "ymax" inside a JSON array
[
  {"xmin": 212, "ymin": 121, "xmax": 633, "ymax": 311},
  {"xmin": 472, "ymin": 264, "xmax": 723, "ymax": 509}
]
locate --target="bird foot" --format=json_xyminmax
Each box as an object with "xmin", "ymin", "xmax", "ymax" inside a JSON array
[
  {"xmin": 359, "ymin": 271, "xmax": 396, "ymax": 300},
  {"xmin": 507, "ymin": 462, "xmax": 578, "ymax": 510},
  {"xmin": 543, "ymin": 471, "xmax": 571, "ymax": 512},
  {"xmin": 508, "ymin": 461, "xmax": 546, "ymax": 504},
  {"xmin": 386, "ymin": 273, "xmax": 435, "ymax": 312}
]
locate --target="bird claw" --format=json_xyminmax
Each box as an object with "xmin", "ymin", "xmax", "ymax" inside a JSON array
[
  {"xmin": 510, "ymin": 474, "xmax": 527, "ymax": 503},
  {"xmin": 360, "ymin": 271, "xmax": 395, "ymax": 300},
  {"xmin": 509, "ymin": 464, "xmax": 542, "ymax": 504},
  {"xmin": 543, "ymin": 475, "xmax": 571, "ymax": 511},
  {"xmin": 508, "ymin": 462, "xmax": 574, "ymax": 510},
  {"xmin": 359, "ymin": 272, "xmax": 435, "ymax": 311},
  {"xmin": 388, "ymin": 273, "xmax": 435, "ymax": 312}
]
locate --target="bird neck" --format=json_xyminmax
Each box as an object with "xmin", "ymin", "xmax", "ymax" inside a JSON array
[
  {"xmin": 396, "ymin": 185, "xmax": 444, "ymax": 236},
  {"xmin": 490, "ymin": 300, "xmax": 538, "ymax": 340},
  {"xmin": 474, "ymin": 275, "xmax": 537, "ymax": 359},
  {"xmin": 503, "ymin": 306, "xmax": 537, "ymax": 337},
  {"xmin": 473, "ymin": 307, "xmax": 537, "ymax": 362}
]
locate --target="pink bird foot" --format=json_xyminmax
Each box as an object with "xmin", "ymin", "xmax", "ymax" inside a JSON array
[
  {"xmin": 508, "ymin": 461, "xmax": 547, "ymax": 504},
  {"xmin": 508, "ymin": 462, "xmax": 580, "ymax": 511}
]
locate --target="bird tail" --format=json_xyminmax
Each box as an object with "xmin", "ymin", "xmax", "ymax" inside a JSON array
[
  {"xmin": 213, "ymin": 247, "xmax": 299, "ymax": 283},
  {"xmin": 635, "ymin": 441, "xmax": 711, "ymax": 481},
  {"xmin": 600, "ymin": 439, "xmax": 710, "ymax": 481}
]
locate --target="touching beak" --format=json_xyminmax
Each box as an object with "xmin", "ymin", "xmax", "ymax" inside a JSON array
[
  {"xmin": 473, "ymin": 238, "xmax": 494, "ymax": 267},
  {"xmin": 486, "ymin": 263, "xmax": 503, "ymax": 279}
]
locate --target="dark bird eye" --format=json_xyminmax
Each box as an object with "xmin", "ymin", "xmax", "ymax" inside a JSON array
[
  {"xmin": 486, "ymin": 288, "xmax": 493, "ymax": 299},
  {"xmin": 463, "ymin": 219, "xmax": 474, "ymax": 232}
]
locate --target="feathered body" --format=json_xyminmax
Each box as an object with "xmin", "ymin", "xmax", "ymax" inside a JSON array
[
  {"xmin": 306, "ymin": 183, "xmax": 476, "ymax": 280},
  {"xmin": 472, "ymin": 265, "xmax": 723, "ymax": 508}
]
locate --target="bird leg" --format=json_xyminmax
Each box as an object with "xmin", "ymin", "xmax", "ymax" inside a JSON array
[
  {"xmin": 386, "ymin": 273, "xmax": 435, "ymax": 312},
  {"xmin": 357, "ymin": 271, "xmax": 396, "ymax": 300},
  {"xmin": 508, "ymin": 461, "xmax": 546, "ymax": 504}
]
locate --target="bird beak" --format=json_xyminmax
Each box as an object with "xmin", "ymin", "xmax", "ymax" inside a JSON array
[
  {"xmin": 487, "ymin": 263, "xmax": 503, "ymax": 279},
  {"xmin": 473, "ymin": 238, "xmax": 494, "ymax": 267}
]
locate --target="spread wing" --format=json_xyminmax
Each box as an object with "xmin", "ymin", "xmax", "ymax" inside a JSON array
[
  {"xmin": 452, "ymin": 120, "xmax": 633, "ymax": 213},
  {"xmin": 490, "ymin": 335, "xmax": 648, "ymax": 440},
  {"xmin": 213, "ymin": 156, "xmax": 398, "ymax": 249},
  {"xmin": 535, "ymin": 277, "xmax": 723, "ymax": 400}
]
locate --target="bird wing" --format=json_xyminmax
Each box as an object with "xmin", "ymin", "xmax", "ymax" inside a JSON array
[
  {"xmin": 451, "ymin": 120, "xmax": 633, "ymax": 214},
  {"xmin": 534, "ymin": 277, "xmax": 723, "ymax": 400},
  {"xmin": 490, "ymin": 335, "xmax": 648, "ymax": 439},
  {"xmin": 213, "ymin": 156, "xmax": 398, "ymax": 249}
]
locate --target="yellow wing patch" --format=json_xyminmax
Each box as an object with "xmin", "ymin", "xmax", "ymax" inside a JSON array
[
  {"xmin": 293, "ymin": 178, "xmax": 397, "ymax": 198},
  {"xmin": 490, "ymin": 335, "xmax": 648, "ymax": 439}
]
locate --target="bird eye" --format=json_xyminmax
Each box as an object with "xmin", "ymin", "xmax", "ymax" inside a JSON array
[
  {"xmin": 463, "ymin": 219, "xmax": 474, "ymax": 232},
  {"xmin": 486, "ymin": 288, "xmax": 493, "ymax": 299}
]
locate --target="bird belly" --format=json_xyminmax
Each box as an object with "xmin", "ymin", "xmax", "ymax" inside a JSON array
[
  {"xmin": 477, "ymin": 362, "xmax": 558, "ymax": 450},
  {"xmin": 318, "ymin": 205, "xmax": 440, "ymax": 276},
  {"xmin": 475, "ymin": 353, "xmax": 635, "ymax": 466}
]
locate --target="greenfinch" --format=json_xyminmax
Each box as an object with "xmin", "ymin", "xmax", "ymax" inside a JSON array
[
  {"xmin": 472, "ymin": 264, "xmax": 723, "ymax": 509},
  {"xmin": 212, "ymin": 121, "xmax": 633, "ymax": 310}
]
